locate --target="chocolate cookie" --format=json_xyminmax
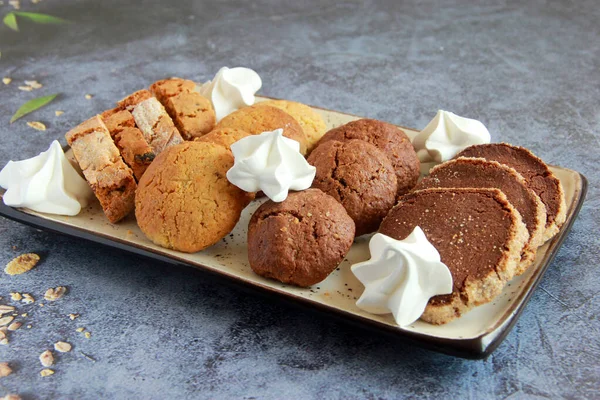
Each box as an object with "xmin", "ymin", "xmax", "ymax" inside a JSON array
[
  {"xmin": 379, "ymin": 188, "xmax": 529, "ymax": 325},
  {"xmin": 307, "ymin": 139, "xmax": 398, "ymax": 236},
  {"xmin": 416, "ymin": 157, "xmax": 547, "ymax": 273},
  {"xmin": 317, "ymin": 119, "xmax": 420, "ymax": 195},
  {"xmin": 214, "ymin": 104, "xmax": 308, "ymax": 154},
  {"xmin": 136, "ymin": 141, "xmax": 253, "ymax": 253},
  {"xmin": 248, "ymin": 189, "xmax": 355, "ymax": 287},
  {"xmin": 456, "ymin": 143, "xmax": 566, "ymax": 241}
]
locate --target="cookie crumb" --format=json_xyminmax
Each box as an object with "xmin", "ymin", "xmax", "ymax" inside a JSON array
[
  {"xmin": 9, "ymin": 293, "xmax": 22, "ymax": 301},
  {"xmin": 8, "ymin": 0, "xmax": 20, "ymax": 9},
  {"xmin": 76, "ymin": 327, "xmax": 85, "ymax": 333},
  {"xmin": 27, "ymin": 121, "xmax": 46, "ymax": 131},
  {"xmin": 85, "ymin": 94, "xmax": 93, "ymax": 99},
  {"xmin": 44, "ymin": 286, "xmax": 67, "ymax": 301},
  {"xmin": 84, "ymin": 331, "xmax": 91, "ymax": 339},
  {"xmin": 40, "ymin": 368, "xmax": 54, "ymax": 377},
  {"xmin": 0, "ymin": 339, "xmax": 8, "ymax": 345},
  {"xmin": 0, "ymin": 305, "xmax": 15, "ymax": 315},
  {"xmin": 39, "ymin": 350, "xmax": 54, "ymax": 367},
  {"xmin": 21, "ymin": 293, "xmax": 35, "ymax": 304},
  {"xmin": 0, "ymin": 316, "xmax": 14, "ymax": 326},
  {"xmin": 0, "ymin": 362, "xmax": 12, "ymax": 377},
  {"xmin": 54, "ymin": 341, "xmax": 71, "ymax": 353},
  {"xmin": 68, "ymin": 313, "xmax": 79, "ymax": 320},
  {"xmin": 18, "ymin": 86, "xmax": 32, "ymax": 92},
  {"xmin": 20, "ymin": 313, "xmax": 27, "ymax": 317},
  {"xmin": 1, "ymin": 394, "xmax": 22, "ymax": 400},
  {"xmin": 2, "ymin": 77, "xmax": 11, "ymax": 85},
  {"xmin": 24, "ymin": 80, "xmax": 42, "ymax": 89},
  {"xmin": 55, "ymin": 110, "xmax": 64, "ymax": 116},
  {"xmin": 5, "ymin": 253, "xmax": 40, "ymax": 275},
  {"xmin": 7, "ymin": 321, "xmax": 21, "ymax": 331}
]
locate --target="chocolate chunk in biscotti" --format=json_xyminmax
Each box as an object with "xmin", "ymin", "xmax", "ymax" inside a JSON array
[
  {"xmin": 65, "ymin": 116, "xmax": 136, "ymax": 223},
  {"xmin": 316, "ymin": 119, "xmax": 420, "ymax": 196},
  {"xmin": 307, "ymin": 139, "xmax": 398, "ymax": 236},
  {"xmin": 150, "ymin": 78, "xmax": 216, "ymax": 139},
  {"xmin": 117, "ymin": 90, "xmax": 184, "ymax": 154},
  {"xmin": 416, "ymin": 157, "xmax": 547, "ymax": 273},
  {"xmin": 456, "ymin": 143, "xmax": 566, "ymax": 241},
  {"xmin": 248, "ymin": 188, "xmax": 355, "ymax": 287},
  {"xmin": 101, "ymin": 108, "xmax": 154, "ymax": 180},
  {"xmin": 379, "ymin": 188, "xmax": 529, "ymax": 325}
]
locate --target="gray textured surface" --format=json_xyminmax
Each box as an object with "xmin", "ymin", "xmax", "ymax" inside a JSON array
[{"xmin": 0, "ymin": 0, "xmax": 598, "ymax": 398}]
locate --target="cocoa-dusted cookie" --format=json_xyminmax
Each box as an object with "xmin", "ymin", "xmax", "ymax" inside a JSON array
[
  {"xmin": 416, "ymin": 157, "xmax": 547, "ymax": 273},
  {"xmin": 260, "ymin": 100, "xmax": 327, "ymax": 153},
  {"xmin": 214, "ymin": 104, "xmax": 308, "ymax": 154},
  {"xmin": 150, "ymin": 78, "xmax": 216, "ymax": 139},
  {"xmin": 456, "ymin": 143, "xmax": 566, "ymax": 241},
  {"xmin": 136, "ymin": 141, "xmax": 253, "ymax": 253},
  {"xmin": 379, "ymin": 188, "xmax": 529, "ymax": 325},
  {"xmin": 307, "ymin": 139, "xmax": 398, "ymax": 236},
  {"xmin": 194, "ymin": 127, "xmax": 251, "ymax": 151},
  {"xmin": 248, "ymin": 188, "xmax": 355, "ymax": 287},
  {"xmin": 317, "ymin": 119, "xmax": 420, "ymax": 196}
]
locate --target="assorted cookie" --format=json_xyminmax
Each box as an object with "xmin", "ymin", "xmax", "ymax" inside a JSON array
[{"xmin": 248, "ymin": 189, "xmax": 355, "ymax": 287}]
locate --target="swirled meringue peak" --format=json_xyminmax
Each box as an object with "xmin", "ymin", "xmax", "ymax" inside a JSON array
[
  {"xmin": 198, "ymin": 66, "xmax": 262, "ymax": 122},
  {"xmin": 413, "ymin": 110, "xmax": 491, "ymax": 164},
  {"xmin": 351, "ymin": 227, "xmax": 453, "ymax": 327},
  {"xmin": 0, "ymin": 140, "xmax": 93, "ymax": 216},
  {"xmin": 226, "ymin": 129, "xmax": 316, "ymax": 202}
]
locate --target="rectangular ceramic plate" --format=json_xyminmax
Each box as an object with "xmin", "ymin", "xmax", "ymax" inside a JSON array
[{"xmin": 0, "ymin": 97, "xmax": 587, "ymax": 359}]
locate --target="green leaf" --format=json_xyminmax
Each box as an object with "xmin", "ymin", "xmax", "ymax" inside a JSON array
[
  {"xmin": 10, "ymin": 94, "xmax": 59, "ymax": 124},
  {"xmin": 13, "ymin": 12, "xmax": 68, "ymax": 25},
  {"xmin": 3, "ymin": 12, "xmax": 19, "ymax": 31}
]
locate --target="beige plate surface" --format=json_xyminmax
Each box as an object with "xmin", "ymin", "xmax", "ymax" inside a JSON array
[{"xmin": 0, "ymin": 97, "xmax": 587, "ymax": 358}]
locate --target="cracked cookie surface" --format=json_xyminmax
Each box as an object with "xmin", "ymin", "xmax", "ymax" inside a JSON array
[
  {"xmin": 248, "ymin": 189, "xmax": 355, "ymax": 287},
  {"xmin": 135, "ymin": 141, "xmax": 253, "ymax": 252},
  {"xmin": 307, "ymin": 139, "xmax": 398, "ymax": 236}
]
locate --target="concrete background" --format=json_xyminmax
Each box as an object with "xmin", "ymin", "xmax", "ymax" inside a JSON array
[{"xmin": 0, "ymin": 0, "xmax": 598, "ymax": 398}]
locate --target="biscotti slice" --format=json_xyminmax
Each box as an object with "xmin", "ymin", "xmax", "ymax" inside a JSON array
[
  {"xmin": 456, "ymin": 143, "xmax": 566, "ymax": 241},
  {"xmin": 117, "ymin": 90, "xmax": 184, "ymax": 154},
  {"xmin": 150, "ymin": 78, "xmax": 216, "ymax": 139},
  {"xmin": 416, "ymin": 157, "xmax": 547, "ymax": 273},
  {"xmin": 65, "ymin": 116, "xmax": 136, "ymax": 223},
  {"xmin": 379, "ymin": 188, "xmax": 529, "ymax": 325},
  {"xmin": 101, "ymin": 108, "xmax": 154, "ymax": 180}
]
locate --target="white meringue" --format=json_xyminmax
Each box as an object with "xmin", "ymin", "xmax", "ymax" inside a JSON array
[
  {"xmin": 0, "ymin": 140, "xmax": 93, "ymax": 216},
  {"xmin": 226, "ymin": 129, "xmax": 316, "ymax": 202},
  {"xmin": 413, "ymin": 110, "xmax": 491, "ymax": 163},
  {"xmin": 198, "ymin": 66, "xmax": 262, "ymax": 122},
  {"xmin": 351, "ymin": 228, "xmax": 453, "ymax": 327}
]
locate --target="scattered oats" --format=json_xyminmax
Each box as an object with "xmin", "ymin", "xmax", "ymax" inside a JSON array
[
  {"xmin": 1, "ymin": 394, "xmax": 22, "ymax": 400},
  {"xmin": 5, "ymin": 253, "xmax": 40, "ymax": 275},
  {"xmin": 22, "ymin": 293, "xmax": 35, "ymax": 304},
  {"xmin": 39, "ymin": 350, "xmax": 54, "ymax": 367},
  {"xmin": 10, "ymin": 293, "xmax": 22, "ymax": 301},
  {"xmin": 85, "ymin": 94, "xmax": 93, "ymax": 100},
  {"xmin": 0, "ymin": 316, "xmax": 14, "ymax": 326},
  {"xmin": 54, "ymin": 341, "xmax": 71, "ymax": 353},
  {"xmin": 76, "ymin": 327, "xmax": 85, "ymax": 333},
  {"xmin": 84, "ymin": 331, "xmax": 91, "ymax": 339},
  {"xmin": 27, "ymin": 121, "xmax": 47, "ymax": 131},
  {"xmin": 24, "ymin": 80, "xmax": 42, "ymax": 89},
  {"xmin": 7, "ymin": 322, "xmax": 21, "ymax": 331},
  {"xmin": 0, "ymin": 362, "xmax": 12, "ymax": 377},
  {"xmin": 55, "ymin": 110, "xmax": 64, "ymax": 116},
  {"xmin": 0, "ymin": 305, "xmax": 15, "ymax": 315},
  {"xmin": 18, "ymin": 86, "xmax": 32, "ymax": 92},
  {"xmin": 2, "ymin": 78, "xmax": 11, "ymax": 85},
  {"xmin": 40, "ymin": 368, "xmax": 54, "ymax": 377},
  {"xmin": 44, "ymin": 286, "xmax": 67, "ymax": 301},
  {"xmin": 68, "ymin": 313, "xmax": 79, "ymax": 320}
]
